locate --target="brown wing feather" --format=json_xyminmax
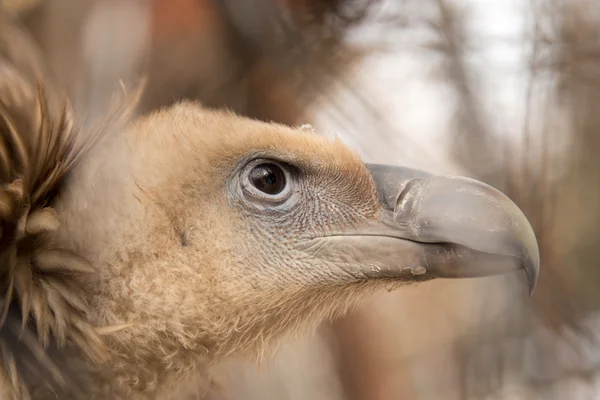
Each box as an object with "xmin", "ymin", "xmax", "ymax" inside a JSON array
[{"xmin": 0, "ymin": 10, "xmax": 142, "ymax": 399}]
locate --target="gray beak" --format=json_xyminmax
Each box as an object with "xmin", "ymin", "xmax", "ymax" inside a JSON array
[
  {"xmin": 304, "ymin": 164, "xmax": 540, "ymax": 294},
  {"xmin": 368, "ymin": 163, "xmax": 539, "ymax": 294}
]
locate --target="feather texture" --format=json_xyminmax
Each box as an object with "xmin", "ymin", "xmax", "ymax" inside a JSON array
[{"xmin": 0, "ymin": 10, "xmax": 142, "ymax": 399}]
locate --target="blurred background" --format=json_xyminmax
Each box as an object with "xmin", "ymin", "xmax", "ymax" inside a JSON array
[{"xmin": 6, "ymin": 0, "xmax": 600, "ymax": 398}]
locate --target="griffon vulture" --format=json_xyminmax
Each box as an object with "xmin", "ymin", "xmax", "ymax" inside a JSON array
[{"xmin": 0, "ymin": 12, "xmax": 539, "ymax": 400}]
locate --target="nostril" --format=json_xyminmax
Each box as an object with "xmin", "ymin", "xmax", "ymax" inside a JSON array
[
  {"xmin": 395, "ymin": 178, "xmax": 426, "ymax": 211},
  {"xmin": 366, "ymin": 163, "xmax": 433, "ymax": 211}
]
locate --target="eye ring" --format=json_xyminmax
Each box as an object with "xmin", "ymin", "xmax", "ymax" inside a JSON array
[{"xmin": 241, "ymin": 159, "xmax": 293, "ymax": 203}]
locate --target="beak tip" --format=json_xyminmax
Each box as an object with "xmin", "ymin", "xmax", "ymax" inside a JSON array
[
  {"xmin": 525, "ymin": 259, "xmax": 539, "ymax": 296},
  {"xmin": 519, "ymin": 218, "xmax": 540, "ymax": 297},
  {"xmin": 522, "ymin": 244, "xmax": 540, "ymax": 296}
]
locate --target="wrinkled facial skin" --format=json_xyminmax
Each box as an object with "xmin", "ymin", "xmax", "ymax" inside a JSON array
[{"xmin": 224, "ymin": 152, "xmax": 381, "ymax": 290}]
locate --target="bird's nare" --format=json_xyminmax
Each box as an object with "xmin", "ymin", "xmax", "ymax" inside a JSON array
[{"xmin": 0, "ymin": 13, "xmax": 540, "ymax": 400}]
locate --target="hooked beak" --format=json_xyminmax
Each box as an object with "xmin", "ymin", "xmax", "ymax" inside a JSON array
[{"xmin": 305, "ymin": 164, "xmax": 540, "ymax": 294}]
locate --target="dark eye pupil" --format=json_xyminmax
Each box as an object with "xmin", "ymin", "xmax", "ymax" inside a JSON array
[{"xmin": 249, "ymin": 163, "xmax": 286, "ymax": 195}]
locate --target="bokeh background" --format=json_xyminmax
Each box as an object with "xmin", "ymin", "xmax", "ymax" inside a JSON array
[{"xmin": 7, "ymin": 0, "xmax": 600, "ymax": 398}]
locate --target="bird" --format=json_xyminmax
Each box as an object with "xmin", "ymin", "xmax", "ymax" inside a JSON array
[{"xmin": 0, "ymin": 11, "xmax": 540, "ymax": 400}]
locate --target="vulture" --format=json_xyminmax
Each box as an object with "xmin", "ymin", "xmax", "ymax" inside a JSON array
[{"xmin": 0, "ymin": 12, "xmax": 540, "ymax": 400}]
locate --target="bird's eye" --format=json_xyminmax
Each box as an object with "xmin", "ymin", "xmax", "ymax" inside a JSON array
[
  {"xmin": 239, "ymin": 159, "xmax": 294, "ymax": 205},
  {"xmin": 249, "ymin": 163, "xmax": 286, "ymax": 195}
]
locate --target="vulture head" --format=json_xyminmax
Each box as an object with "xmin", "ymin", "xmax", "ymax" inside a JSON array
[{"xmin": 0, "ymin": 13, "xmax": 539, "ymax": 400}]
